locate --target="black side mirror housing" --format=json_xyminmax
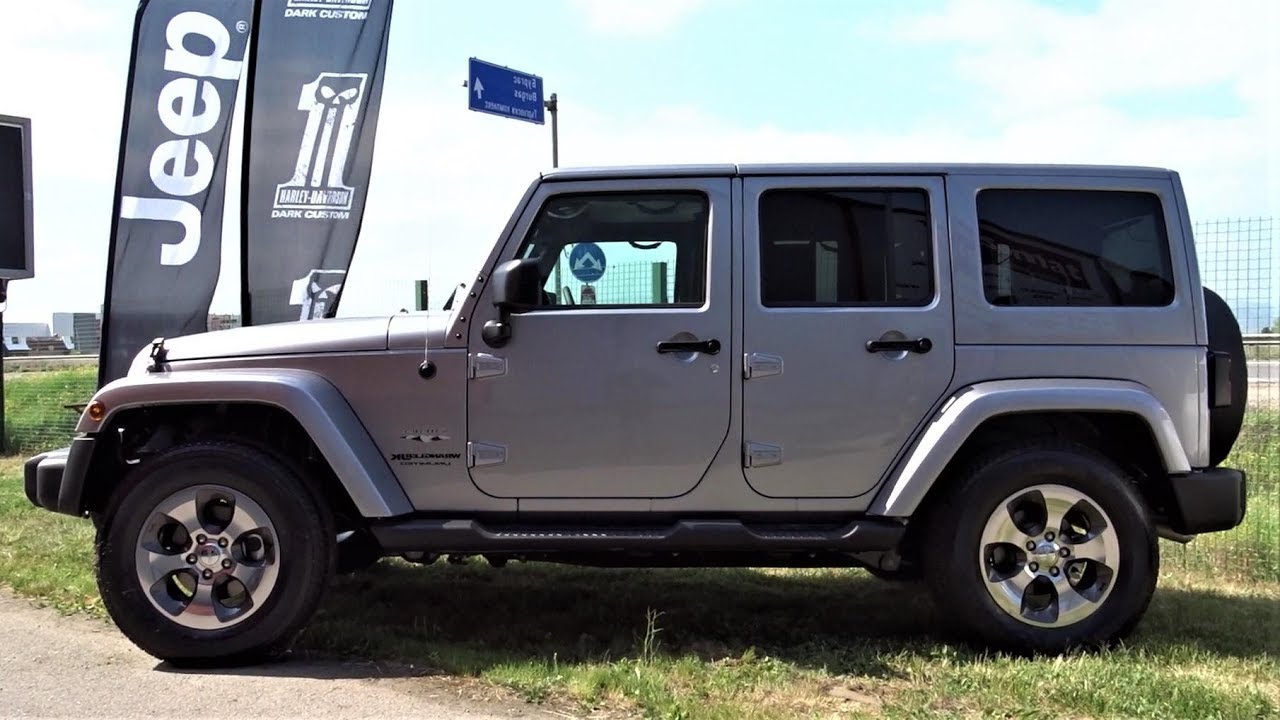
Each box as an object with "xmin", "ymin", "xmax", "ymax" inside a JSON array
[
  {"xmin": 491, "ymin": 258, "xmax": 543, "ymax": 312},
  {"xmin": 483, "ymin": 258, "xmax": 543, "ymax": 348}
]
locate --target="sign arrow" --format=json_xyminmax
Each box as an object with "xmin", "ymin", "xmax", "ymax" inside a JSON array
[{"xmin": 466, "ymin": 58, "xmax": 544, "ymax": 125}]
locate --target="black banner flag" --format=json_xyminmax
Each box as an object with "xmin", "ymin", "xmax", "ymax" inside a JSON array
[
  {"xmin": 241, "ymin": 0, "xmax": 393, "ymax": 325},
  {"xmin": 100, "ymin": 0, "xmax": 253, "ymax": 385}
]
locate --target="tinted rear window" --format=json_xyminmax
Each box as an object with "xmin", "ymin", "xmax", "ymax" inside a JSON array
[{"xmin": 977, "ymin": 189, "xmax": 1175, "ymax": 307}]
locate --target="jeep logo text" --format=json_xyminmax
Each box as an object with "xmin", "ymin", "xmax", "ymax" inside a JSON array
[{"xmin": 119, "ymin": 11, "xmax": 244, "ymax": 267}]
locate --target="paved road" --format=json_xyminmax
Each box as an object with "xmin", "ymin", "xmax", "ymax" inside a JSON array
[
  {"xmin": 0, "ymin": 593, "xmax": 556, "ymax": 719},
  {"xmin": 1248, "ymin": 359, "xmax": 1279, "ymax": 383}
]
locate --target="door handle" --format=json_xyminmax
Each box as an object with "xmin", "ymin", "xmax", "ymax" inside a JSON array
[
  {"xmin": 657, "ymin": 338, "xmax": 721, "ymax": 355},
  {"xmin": 865, "ymin": 337, "xmax": 932, "ymax": 354}
]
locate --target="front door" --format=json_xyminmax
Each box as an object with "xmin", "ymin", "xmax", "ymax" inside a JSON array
[
  {"xmin": 467, "ymin": 178, "xmax": 733, "ymax": 498},
  {"xmin": 741, "ymin": 176, "xmax": 955, "ymax": 498}
]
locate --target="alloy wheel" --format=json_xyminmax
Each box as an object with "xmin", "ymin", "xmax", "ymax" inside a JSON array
[
  {"xmin": 133, "ymin": 485, "xmax": 280, "ymax": 630},
  {"xmin": 979, "ymin": 483, "xmax": 1120, "ymax": 627}
]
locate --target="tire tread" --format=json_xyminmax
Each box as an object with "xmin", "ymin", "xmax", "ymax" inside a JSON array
[{"xmin": 96, "ymin": 441, "xmax": 334, "ymax": 666}]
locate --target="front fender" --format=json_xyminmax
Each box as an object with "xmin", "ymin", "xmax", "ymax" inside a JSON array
[
  {"xmin": 868, "ymin": 379, "xmax": 1191, "ymax": 517},
  {"xmin": 79, "ymin": 369, "xmax": 413, "ymax": 518}
]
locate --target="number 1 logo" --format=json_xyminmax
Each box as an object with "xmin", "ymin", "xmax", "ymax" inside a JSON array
[{"xmin": 273, "ymin": 72, "xmax": 368, "ymax": 213}]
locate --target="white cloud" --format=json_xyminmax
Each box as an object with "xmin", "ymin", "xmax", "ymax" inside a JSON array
[
  {"xmin": 882, "ymin": 0, "xmax": 1278, "ymax": 216},
  {"xmin": 896, "ymin": 0, "xmax": 1277, "ymax": 115},
  {"xmin": 0, "ymin": 1, "xmax": 132, "ymax": 322},
  {"xmin": 567, "ymin": 0, "xmax": 707, "ymax": 36}
]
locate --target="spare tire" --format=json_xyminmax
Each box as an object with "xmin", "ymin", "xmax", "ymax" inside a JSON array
[{"xmin": 1204, "ymin": 288, "xmax": 1247, "ymax": 466}]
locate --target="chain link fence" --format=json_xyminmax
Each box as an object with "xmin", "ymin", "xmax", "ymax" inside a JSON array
[
  {"xmin": 557, "ymin": 261, "xmax": 673, "ymax": 305},
  {"xmin": 3, "ymin": 223, "xmax": 1278, "ymax": 578},
  {"xmin": 3, "ymin": 357, "xmax": 96, "ymax": 454},
  {"xmin": 1166, "ymin": 218, "xmax": 1278, "ymax": 579}
]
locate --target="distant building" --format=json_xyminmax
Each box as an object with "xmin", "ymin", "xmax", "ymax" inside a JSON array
[
  {"xmin": 3, "ymin": 322, "xmax": 70, "ymax": 355},
  {"xmin": 25, "ymin": 336, "xmax": 73, "ymax": 355},
  {"xmin": 207, "ymin": 314, "xmax": 242, "ymax": 332},
  {"xmin": 73, "ymin": 314, "xmax": 101, "ymax": 353},
  {"xmin": 52, "ymin": 312, "xmax": 101, "ymax": 354}
]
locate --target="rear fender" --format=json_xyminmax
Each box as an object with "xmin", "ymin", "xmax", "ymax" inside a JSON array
[{"xmin": 869, "ymin": 379, "xmax": 1191, "ymax": 517}]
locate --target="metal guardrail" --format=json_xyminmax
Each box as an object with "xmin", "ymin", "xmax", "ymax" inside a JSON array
[
  {"xmin": 3, "ymin": 354, "xmax": 97, "ymax": 367},
  {"xmin": 3, "ymin": 354, "xmax": 96, "ymax": 361}
]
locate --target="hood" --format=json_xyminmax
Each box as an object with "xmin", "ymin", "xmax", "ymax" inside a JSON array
[{"xmin": 160, "ymin": 316, "xmax": 395, "ymax": 362}]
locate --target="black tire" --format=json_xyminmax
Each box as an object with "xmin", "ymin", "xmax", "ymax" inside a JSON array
[
  {"xmin": 1204, "ymin": 287, "xmax": 1247, "ymax": 466},
  {"xmin": 921, "ymin": 442, "xmax": 1158, "ymax": 653},
  {"xmin": 96, "ymin": 442, "xmax": 334, "ymax": 666},
  {"xmin": 335, "ymin": 529, "xmax": 383, "ymax": 574}
]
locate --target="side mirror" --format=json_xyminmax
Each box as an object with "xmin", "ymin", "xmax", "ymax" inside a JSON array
[
  {"xmin": 491, "ymin": 258, "xmax": 543, "ymax": 311},
  {"xmin": 483, "ymin": 258, "xmax": 543, "ymax": 348}
]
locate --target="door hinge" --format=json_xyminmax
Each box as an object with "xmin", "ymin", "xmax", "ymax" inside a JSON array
[
  {"xmin": 744, "ymin": 442, "xmax": 783, "ymax": 468},
  {"xmin": 467, "ymin": 442, "xmax": 507, "ymax": 468},
  {"xmin": 469, "ymin": 352, "xmax": 507, "ymax": 379},
  {"xmin": 743, "ymin": 352, "xmax": 783, "ymax": 380}
]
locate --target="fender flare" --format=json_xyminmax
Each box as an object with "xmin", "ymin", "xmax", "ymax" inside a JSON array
[
  {"xmin": 868, "ymin": 378, "xmax": 1191, "ymax": 518},
  {"xmin": 78, "ymin": 369, "xmax": 413, "ymax": 518}
]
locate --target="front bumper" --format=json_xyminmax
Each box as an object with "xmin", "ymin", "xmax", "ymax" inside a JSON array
[
  {"xmin": 24, "ymin": 437, "xmax": 96, "ymax": 517},
  {"xmin": 1167, "ymin": 467, "xmax": 1247, "ymax": 535}
]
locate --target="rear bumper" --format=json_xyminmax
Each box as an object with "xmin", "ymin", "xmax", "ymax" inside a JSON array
[
  {"xmin": 1167, "ymin": 467, "xmax": 1247, "ymax": 535},
  {"xmin": 24, "ymin": 437, "xmax": 96, "ymax": 517}
]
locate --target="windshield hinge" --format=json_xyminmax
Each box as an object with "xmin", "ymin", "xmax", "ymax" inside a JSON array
[{"xmin": 148, "ymin": 337, "xmax": 168, "ymax": 372}]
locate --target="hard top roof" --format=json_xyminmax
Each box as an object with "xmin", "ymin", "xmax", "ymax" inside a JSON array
[{"xmin": 541, "ymin": 163, "xmax": 1173, "ymax": 181}]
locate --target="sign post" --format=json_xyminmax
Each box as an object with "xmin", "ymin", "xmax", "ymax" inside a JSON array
[
  {"xmin": 467, "ymin": 57, "xmax": 558, "ymax": 166},
  {"xmin": 1, "ymin": 113, "xmax": 36, "ymax": 453},
  {"xmin": 546, "ymin": 93, "xmax": 558, "ymax": 168}
]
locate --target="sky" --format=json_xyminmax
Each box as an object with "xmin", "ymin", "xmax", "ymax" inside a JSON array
[{"xmin": 1, "ymin": 0, "xmax": 1277, "ymax": 325}]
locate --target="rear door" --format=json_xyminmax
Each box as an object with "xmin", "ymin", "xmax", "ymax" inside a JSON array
[{"xmin": 741, "ymin": 175, "xmax": 954, "ymax": 497}]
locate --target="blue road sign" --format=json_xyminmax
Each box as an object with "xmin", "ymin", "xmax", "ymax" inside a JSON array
[
  {"xmin": 569, "ymin": 243, "xmax": 606, "ymax": 283},
  {"xmin": 468, "ymin": 58, "xmax": 544, "ymax": 125}
]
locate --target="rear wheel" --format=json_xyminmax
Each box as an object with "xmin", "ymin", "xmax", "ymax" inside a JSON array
[
  {"xmin": 97, "ymin": 442, "xmax": 334, "ymax": 665},
  {"xmin": 922, "ymin": 442, "xmax": 1157, "ymax": 652}
]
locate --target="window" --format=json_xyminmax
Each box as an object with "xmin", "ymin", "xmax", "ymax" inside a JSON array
[
  {"xmin": 758, "ymin": 189, "xmax": 933, "ymax": 306},
  {"xmin": 517, "ymin": 192, "xmax": 709, "ymax": 308},
  {"xmin": 977, "ymin": 189, "xmax": 1175, "ymax": 307}
]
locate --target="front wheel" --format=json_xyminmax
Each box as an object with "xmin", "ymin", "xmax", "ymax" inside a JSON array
[
  {"xmin": 922, "ymin": 443, "xmax": 1158, "ymax": 652},
  {"xmin": 97, "ymin": 442, "xmax": 334, "ymax": 665}
]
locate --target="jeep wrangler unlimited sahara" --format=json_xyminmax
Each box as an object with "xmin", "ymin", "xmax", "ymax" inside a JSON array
[{"xmin": 26, "ymin": 164, "xmax": 1247, "ymax": 663}]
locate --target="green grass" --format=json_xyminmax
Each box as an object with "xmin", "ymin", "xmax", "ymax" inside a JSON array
[
  {"xmin": 3, "ymin": 365, "xmax": 97, "ymax": 454},
  {"xmin": 0, "ymin": 458, "xmax": 100, "ymax": 614},
  {"xmin": 1, "ymin": 458, "xmax": 1278, "ymax": 719},
  {"xmin": 302, "ymin": 562, "xmax": 1280, "ymax": 719},
  {"xmin": 1165, "ymin": 410, "xmax": 1280, "ymax": 580}
]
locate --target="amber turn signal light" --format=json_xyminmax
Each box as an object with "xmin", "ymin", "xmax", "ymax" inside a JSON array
[{"xmin": 86, "ymin": 401, "xmax": 107, "ymax": 422}]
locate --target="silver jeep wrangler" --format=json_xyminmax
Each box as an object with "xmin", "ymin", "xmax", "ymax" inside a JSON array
[{"xmin": 26, "ymin": 164, "xmax": 1248, "ymax": 663}]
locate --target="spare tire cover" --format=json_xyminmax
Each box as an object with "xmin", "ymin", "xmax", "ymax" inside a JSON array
[{"xmin": 1204, "ymin": 287, "xmax": 1247, "ymax": 466}]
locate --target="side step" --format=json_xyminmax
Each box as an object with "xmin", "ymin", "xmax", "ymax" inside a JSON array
[{"xmin": 369, "ymin": 518, "xmax": 905, "ymax": 554}]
